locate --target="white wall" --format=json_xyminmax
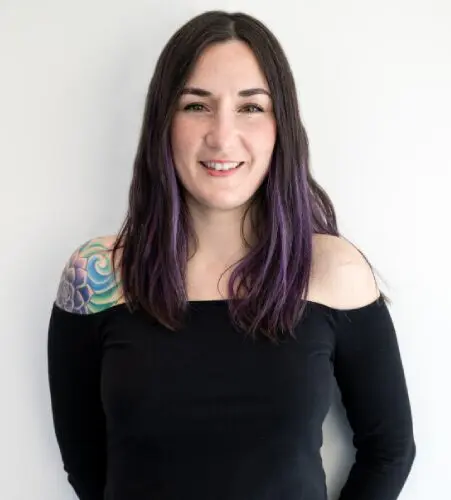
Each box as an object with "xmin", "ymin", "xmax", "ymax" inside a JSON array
[{"xmin": 1, "ymin": 1, "xmax": 449, "ymax": 498}]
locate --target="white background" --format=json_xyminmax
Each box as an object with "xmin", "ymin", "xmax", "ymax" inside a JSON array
[{"xmin": 1, "ymin": 1, "xmax": 450, "ymax": 498}]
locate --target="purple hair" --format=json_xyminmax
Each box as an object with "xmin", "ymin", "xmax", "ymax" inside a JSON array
[{"xmin": 111, "ymin": 10, "xmax": 383, "ymax": 343}]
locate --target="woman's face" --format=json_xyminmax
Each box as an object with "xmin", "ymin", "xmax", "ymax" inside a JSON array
[{"xmin": 170, "ymin": 40, "xmax": 277, "ymax": 213}]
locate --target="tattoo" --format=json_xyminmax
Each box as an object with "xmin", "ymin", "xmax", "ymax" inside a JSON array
[{"xmin": 55, "ymin": 237, "xmax": 123, "ymax": 314}]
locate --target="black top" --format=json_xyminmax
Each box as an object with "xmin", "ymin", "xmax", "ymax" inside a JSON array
[{"xmin": 47, "ymin": 296, "xmax": 415, "ymax": 500}]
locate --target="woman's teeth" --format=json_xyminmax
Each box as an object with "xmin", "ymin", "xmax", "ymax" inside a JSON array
[{"xmin": 201, "ymin": 161, "xmax": 242, "ymax": 171}]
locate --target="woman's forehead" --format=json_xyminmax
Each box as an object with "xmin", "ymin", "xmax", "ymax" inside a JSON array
[{"xmin": 185, "ymin": 41, "xmax": 269, "ymax": 91}]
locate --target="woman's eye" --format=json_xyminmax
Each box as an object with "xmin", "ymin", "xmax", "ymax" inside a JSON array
[
  {"xmin": 241, "ymin": 104, "xmax": 264, "ymax": 113},
  {"xmin": 182, "ymin": 103, "xmax": 264, "ymax": 113},
  {"xmin": 184, "ymin": 103, "xmax": 205, "ymax": 112}
]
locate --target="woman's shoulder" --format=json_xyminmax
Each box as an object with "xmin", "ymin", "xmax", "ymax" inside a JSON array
[
  {"xmin": 54, "ymin": 234, "xmax": 124, "ymax": 314},
  {"xmin": 53, "ymin": 233, "xmax": 379, "ymax": 314},
  {"xmin": 310, "ymin": 233, "xmax": 381, "ymax": 310}
]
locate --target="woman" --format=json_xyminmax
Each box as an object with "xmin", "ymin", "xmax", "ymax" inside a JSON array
[{"xmin": 47, "ymin": 10, "xmax": 416, "ymax": 500}]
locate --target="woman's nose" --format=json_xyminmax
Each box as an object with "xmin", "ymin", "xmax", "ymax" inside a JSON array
[{"xmin": 205, "ymin": 112, "xmax": 236, "ymax": 150}]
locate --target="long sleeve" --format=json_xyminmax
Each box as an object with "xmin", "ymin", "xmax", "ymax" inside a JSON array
[
  {"xmin": 47, "ymin": 302, "xmax": 107, "ymax": 500},
  {"xmin": 333, "ymin": 297, "xmax": 416, "ymax": 499}
]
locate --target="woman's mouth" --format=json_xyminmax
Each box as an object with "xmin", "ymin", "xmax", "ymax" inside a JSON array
[{"xmin": 199, "ymin": 161, "xmax": 244, "ymax": 177}]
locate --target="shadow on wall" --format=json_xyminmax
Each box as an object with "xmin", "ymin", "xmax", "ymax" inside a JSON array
[{"xmin": 321, "ymin": 382, "xmax": 355, "ymax": 500}]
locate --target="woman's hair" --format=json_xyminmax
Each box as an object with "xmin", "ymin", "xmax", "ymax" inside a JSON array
[{"xmin": 111, "ymin": 10, "xmax": 387, "ymax": 343}]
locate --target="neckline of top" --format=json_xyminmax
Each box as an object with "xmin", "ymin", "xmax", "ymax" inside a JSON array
[{"xmin": 53, "ymin": 294, "xmax": 383, "ymax": 317}]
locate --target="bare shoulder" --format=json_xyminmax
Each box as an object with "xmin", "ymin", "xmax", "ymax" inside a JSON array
[
  {"xmin": 310, "ymin": 233, "xmax": 380, "ymax": 310},
  {"xmin": 55, "ymin": 234, "xmax": 124, "ymax": 314}
]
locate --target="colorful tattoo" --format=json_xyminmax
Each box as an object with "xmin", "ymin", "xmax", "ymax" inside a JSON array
[{"xmin": 55, "ymin": 237, "xmax": 123, "ymax": 314}]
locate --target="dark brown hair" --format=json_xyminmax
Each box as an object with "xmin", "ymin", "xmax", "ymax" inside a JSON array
[{"xmin": 111, "ymin": 10, "xmax": 387, "ymax": 343}]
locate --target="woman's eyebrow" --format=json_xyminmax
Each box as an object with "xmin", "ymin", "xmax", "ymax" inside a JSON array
[{"xmin": 180, "ymin": 87, "xmax": 271, "ymax": 98}]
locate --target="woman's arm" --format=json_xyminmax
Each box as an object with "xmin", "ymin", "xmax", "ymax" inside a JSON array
[
  {"xmin": 332, "ymin": 286, "xmax": 416, "ymax": 498},
  {"xmin": 47, "ymin": 246, "xmax": 108, "ymax": 500},
  {"xmin": 47, "ymin": 301, "xmax": 107, "ymax": 500},
  {"xmin": 316, "ymin": 235, "xmax": 416, "ymax": 498}
]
